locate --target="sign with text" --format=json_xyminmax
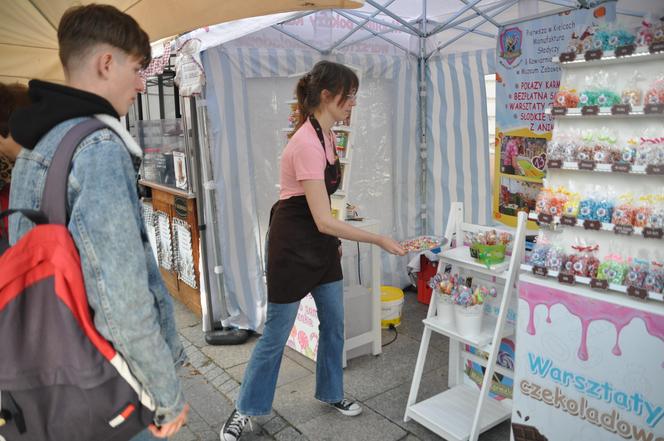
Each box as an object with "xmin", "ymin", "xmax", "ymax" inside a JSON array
[
  {"xmin": 513, "ymin": 280, "xmax": 664, "ymax": 441},
  {"xmin": 493, "ymin": 4, "xmax": 614, "ymax": 227}
]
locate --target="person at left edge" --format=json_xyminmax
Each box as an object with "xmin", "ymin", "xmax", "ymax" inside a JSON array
[{"xmin": 8, "ymin": 4, "xmax": 189, "ymax": 440}]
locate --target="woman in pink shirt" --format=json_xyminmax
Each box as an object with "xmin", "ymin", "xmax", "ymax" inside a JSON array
[{"xmin": 221, "ymin": 61, "xmax": 406, "ymax": 441}]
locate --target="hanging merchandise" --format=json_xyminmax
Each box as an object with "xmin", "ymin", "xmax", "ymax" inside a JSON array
[
  {"xmin": 155, "ymin": 210, "xmax": 174, "ymax": 271},
  {"xmin": 172, "ymin": 218, "xmax": 197, "ymax": 289},
  {"xmin": 175, "ymin": 39, "xmax": 205, "ymax": 97}
]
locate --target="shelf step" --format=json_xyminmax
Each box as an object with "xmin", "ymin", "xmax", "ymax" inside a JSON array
[
  {"xmin": 406, "ymin": 384, "xmax": 511, "ymax": 441},
  {"xmin": 438, "ymin": 246, "xmax": 509, "ymax": 279},
  {"xmin": 423, "ymin": 314, "xmax": 514, "ymax": 351}
]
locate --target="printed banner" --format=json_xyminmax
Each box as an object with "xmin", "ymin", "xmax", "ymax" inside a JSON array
[
  {"xmin": 513, "ymin": 280, "xmax": 664, "ymax": 441},
  {"xmin": 493, "ymin": 3, "xmax": 615, "ymax": 227}
]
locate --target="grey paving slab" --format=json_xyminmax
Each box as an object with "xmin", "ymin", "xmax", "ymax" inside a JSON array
[
  {"xmin": 201, "ymin": 335, "xmax": 259, "ymax": 369},
  {"xmin": 274, "ymin": 426, "xmax": 309, "ymax": 441},
  {"xmin": 226, "ymin": 355, "xmax": 313, "ymax": 388},
  {"xmin": 179, "ymin": 324, "xmax": 208, "ymax": 348},
  {"xmin": 272, "ymin": 375, "xmax": 336, "ymax": 425},
  {"xmin": 173, "ymin": 300, "xmax": 202, "ymax": 329},
  {"xmin": 343, "ymin": 332, "xmax": 447, "ymax": 401},
  {"xmin": 364, "ymin": 368, "xmax": 449, "ymax": 441},
  {"xmin": 263, "ymin": 416, "xmax": 289, "ymax": 435},
  {"xmin": 182, "ymin": 375, "xmax": 234, "ymax": 427},
  {"xmin": 297, "ymin": 405, "xmax": 407, "ymax": 441}
]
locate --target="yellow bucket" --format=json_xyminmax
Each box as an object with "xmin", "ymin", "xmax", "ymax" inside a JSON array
[{"xmin": 381, "ymin": 285, "xmax": 404, "ymax": 328}]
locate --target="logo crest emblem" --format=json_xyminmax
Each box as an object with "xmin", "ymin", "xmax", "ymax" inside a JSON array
[{"xmin": 500, "ymin": 27, "xmax": 522, "ymax": 65}]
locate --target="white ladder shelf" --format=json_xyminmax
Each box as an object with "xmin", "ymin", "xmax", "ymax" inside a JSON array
[{"xmin": 404, "ymin": 203, "xmax": 527, "ymax": 441}]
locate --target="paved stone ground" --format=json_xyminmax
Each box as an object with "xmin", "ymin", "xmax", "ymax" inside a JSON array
[{"xmin": 171, "ymin": 290, "xmax": 511, "ymax": 441}]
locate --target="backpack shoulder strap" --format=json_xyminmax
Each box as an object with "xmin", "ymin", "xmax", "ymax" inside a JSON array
[{"xmin": 40, "ymin": 118, "xmax": 110, "ymax": 225}]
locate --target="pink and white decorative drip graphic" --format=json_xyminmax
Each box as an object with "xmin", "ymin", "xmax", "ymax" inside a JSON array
[{"xmin": 520, "ymin": 281, "xmax": 664, "ymax": 364}]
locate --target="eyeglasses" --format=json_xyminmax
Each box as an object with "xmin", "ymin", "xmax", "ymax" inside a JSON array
[{"xmin": 346, "ymin": 94, "xmax": 357, "ymax": 102}]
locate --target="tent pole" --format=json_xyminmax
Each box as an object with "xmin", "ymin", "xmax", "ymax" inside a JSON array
[
  {"xmin": 189, "ymin": 95, "xmax": 250, "ymax": 345},
  {"xmin": 427, "ymin": 0, "xmax": 517, "ymax": 60},
  {"xmin": 365, "ymin": 0, "xmax": 423, "ymax": 36},
  {"xmin": 428, "ymin": 0, "xmax": 513, "ymax": 37},
  {"xmin": 327, "ymin": 0, "xmax": 399, "ymax": 52},
  {"xmin": 419, "ymin": 0, "xmax": 428, "ymax": 235},
  {"xmin": 426, "ymin": 0, "xmax": 484, "ymax": 36},
  {"xmin": 271, "ymin": 25, "xmax": 326, "ymax": 53},
  {"xmin": 335, "ymin": 10, "xmax": 417, "ymax": 57},
  {"xmin": 460, "ymin": 0, "xmax": 500, "ymax": 27},
  {"xmin": 341, "ymin": 9, "xmax": 420, "ymax": 37}
]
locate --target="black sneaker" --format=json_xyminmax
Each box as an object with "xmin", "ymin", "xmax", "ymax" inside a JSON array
[
  {"xmin": 220, "ymin": 409, "xmax": 251, "ymax": 441},
  {"xmin": 331, "ymin": 399, "xmax": 363, "ymax": 416}
]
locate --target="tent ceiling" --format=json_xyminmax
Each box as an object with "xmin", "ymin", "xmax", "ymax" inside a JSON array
[{"xmin": 0, "ymin": 0, "xmax": 364, "ymax": 83}]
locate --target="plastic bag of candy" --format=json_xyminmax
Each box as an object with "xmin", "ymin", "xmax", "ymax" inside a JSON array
[
  {"xmin": 636, "ymin": 16, "xmax": 655, "ymax": 47},
  {"xmin": 625, "ymin": 258, "xmax": 649, "ymax": 289},
  {"xmin": 647, "ymin": 193, "xmax": 664, "ymax": 229},
  {"xmin": 528, "ymin": 232, "xmax": 551, "ymax": 267},
  {"xmin": 545, "ymin": 245, "xmax": 566, "ymax": 272},
  {"xmin": 594, "ymin": 22, "xmax": 636, "ymax": 51},
  {"xmin": 619, "ymin": 137, "xmax": 638, "ymax": 164},
  {"xmin": 644, "ymin": 261, "xmax": 663, "ymax": 293},
  {"xmin": 621, "ymin": 71, "xmax": 644, "ymax": 107},
  {"xmin": 578, "ymin": 193, "xmax": 597, "ymax": 221},
  {"xmin": 553, "ymin": 76, "xmax": 580, "ymax": 108},
  {"xmin": 638, "ymin": 136, "xmax": 664, "ymax": 166},
  {"xmin": 569, "ymin": 244, "xmax": 600, "ymax": 278},
  {"xmin": 576, "ymin": 130, "xmax": 595, "ymax": 161},
  {"xmin": 596, "ymin": 253, "xmax": 628, "ymax": 284},
  {"xmin": 612, "ymin": 193, "xmax": 635, "ymax": 226},
  {"xmin": 645, "ymin": 76, "xmax": 664, "ymax": 106},
  {"xmin": 563, "ymin": 191, "xmax": 581, "ymax": 217},
  {"xmin": 633, "ymin": 196, "xmax": 653, "ymax": 228},
  {"xmin": 593, "ymin": 128, "xmax": 619, "ymax": 164},
  {"xmin": 594, "ymin": 190, "xmax": 614, "ymax": 223}
]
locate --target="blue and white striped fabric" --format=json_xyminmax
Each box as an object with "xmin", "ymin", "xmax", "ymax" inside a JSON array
[
  {"xmin": 202, "ymin": 46, "xmax": 418, "ymax": 330},
  {"xmin": 426, "ymin": 48, "xmax": 496, "ymax": 235}
]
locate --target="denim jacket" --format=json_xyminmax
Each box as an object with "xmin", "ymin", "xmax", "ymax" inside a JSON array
[{"xmin": 9, "ymin": 117, "xmax": 186, "ymax": 424}]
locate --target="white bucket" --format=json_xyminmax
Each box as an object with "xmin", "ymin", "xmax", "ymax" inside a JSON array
[
  {"xmin": 437, "ymin": 294, "xmax": 455, "ymax": 324},
  {"xmin": 454, "ymin": 304, "xmax": 484, "ymax": 338}
]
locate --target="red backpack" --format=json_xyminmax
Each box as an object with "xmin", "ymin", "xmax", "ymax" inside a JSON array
[{"xmin": 0, "ymin": 119, "xmax": 155, "ymax": 441}]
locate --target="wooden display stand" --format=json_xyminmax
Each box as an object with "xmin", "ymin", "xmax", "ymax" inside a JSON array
[
  {"xmin": 404, "ymin": 203, "xmax": 527, "ymax": 441},
  {"xmin": 140, "ymin": 180, "xmax": 201, "ymax": 316}
]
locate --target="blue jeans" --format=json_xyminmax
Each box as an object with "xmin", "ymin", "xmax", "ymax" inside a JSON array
[{"xmin": 236, "ymin": 280, "xmax": 345, "ymax": 416}]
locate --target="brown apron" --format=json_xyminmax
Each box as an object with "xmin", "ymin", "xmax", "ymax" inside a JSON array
[{"xmin": 267, "ymin": 117, "xmax": 342, "ymax": 304}]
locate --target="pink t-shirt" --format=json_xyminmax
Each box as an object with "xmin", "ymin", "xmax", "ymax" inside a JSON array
[{"xmin": 280, "ymin": 119, "xmax": 337, "ymax": 200}]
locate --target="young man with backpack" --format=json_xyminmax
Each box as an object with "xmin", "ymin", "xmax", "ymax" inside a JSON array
[{"xmin": 6, "ymin": 5, "xmax": 189, "ymax": 440}]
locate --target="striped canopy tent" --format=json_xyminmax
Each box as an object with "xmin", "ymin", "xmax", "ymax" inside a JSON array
[{"xmin": 185, "ymin": 0, "xmax": 662, "ymax": 331}]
